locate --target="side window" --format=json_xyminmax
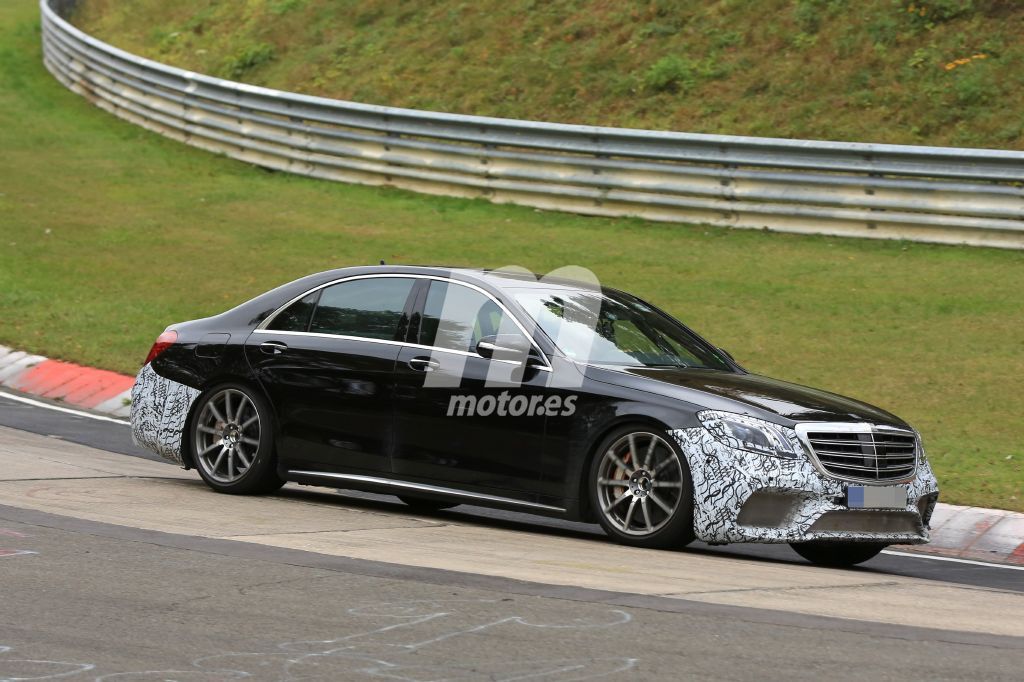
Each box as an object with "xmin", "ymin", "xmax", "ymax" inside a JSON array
[
  {"xmin": 309, "ymin": 278, "xmax": 415, "ymax": 340},
  {"xmin": 267, "ymin": 291, "xmax": 319, "ymax": 332},
  {"xmin": 420, "ymin": 281, "xmax": 510, "ymax": 353}
]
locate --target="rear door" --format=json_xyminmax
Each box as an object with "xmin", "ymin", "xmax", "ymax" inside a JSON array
[{"xmin": 246, "ymin": 275, "xmax": 418, "ymax": 473}]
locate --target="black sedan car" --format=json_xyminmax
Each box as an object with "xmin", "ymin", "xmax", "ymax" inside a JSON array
[{"xmin": 131, "ymin": 265, "xmax": 939, "ymax": 567}]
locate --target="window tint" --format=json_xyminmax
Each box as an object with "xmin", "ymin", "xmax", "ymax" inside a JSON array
[
  {"xmin": 309, "ymin": 278, "xmax": 414, "ymax": 340},
  {"xmin": 420, "ymin": 281, "xmax": 511, "ymax": 352},
  {"xmin": 267, "ymin": 291, "xmax": 319, "ymax": 332}
]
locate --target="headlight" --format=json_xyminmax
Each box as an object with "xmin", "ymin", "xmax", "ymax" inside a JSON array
[{"xmin": 697, "ymin": 410, "xmax": 802, "ymax": 459}]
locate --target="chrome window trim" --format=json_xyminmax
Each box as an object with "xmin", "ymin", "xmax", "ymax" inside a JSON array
[
  {"xmin": 794, "ymin": 422, "xmax": 919, "ymax": 485},
  {"xmin": 288, "ymin": 470, "xmax": 565, "ymax": 512},
  {"xmin": 257, "ymin": 273, "xmax": 418, "ymax": 331},
  {"xmin": 251, "ymin": 328, "xmax": 524, "ymax": 366},
  {"xmin": 255, "ymin": 273, "xmax": 552, "ymax": 370}
]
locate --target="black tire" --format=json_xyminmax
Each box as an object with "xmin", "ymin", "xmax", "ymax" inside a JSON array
[
  {"xmin": 790, "ymin": 541, "xmax": 886, "ymax": 567},
  {"xmin": 190, "ymin": 383, "xmax": 284, "ymax": 495},
  {"xmin": 397, "ymin": 495, "xmax": 459, "ymax": 512},
  {"xmin": 589, "ymin": 425, "xmax": 695, "ymax": 549}
]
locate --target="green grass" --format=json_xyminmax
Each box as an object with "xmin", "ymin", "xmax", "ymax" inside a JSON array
[
  {"xmin": 70, "ymin": 0, "xmax": 1024, "ymax": 150},
  {"xmin": 1, "ymin": 0, "xmax": 1022, "ymax": 511}
]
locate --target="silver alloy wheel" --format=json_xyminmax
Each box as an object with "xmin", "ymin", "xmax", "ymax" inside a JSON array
[
  {"xmin": 595, "ymin": 432, "xmax": 684, "ymax": 536},
  {"xmin": 193, "ymin": 388, "xmax": 261, "ymax": 484}
]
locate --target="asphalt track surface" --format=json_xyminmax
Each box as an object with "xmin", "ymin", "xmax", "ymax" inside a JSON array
[
  {"xmin": 1, "ymin": 390, "xmax": 1022, "ymax": 680},
  {"xmin": 1, "ymin": 393, "xmax": 1019, "ymax": 592}
]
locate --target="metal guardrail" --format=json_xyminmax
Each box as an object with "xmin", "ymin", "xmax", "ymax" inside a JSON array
[{"xmin": 40, "ymin": 0, "xmax": 1024, "ymax": 249}]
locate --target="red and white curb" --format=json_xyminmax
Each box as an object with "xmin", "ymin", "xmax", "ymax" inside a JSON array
[
  {"xmin": 895, "ymin": 503, "xmax": 1024, "ymax": 566},
  {"xmin": 0, "ymin": 344, "xmax": 1021, "ymax": 566},
  {"xmin": 0, "ymin": 345, "xmax": 134, "ymax": 418}
]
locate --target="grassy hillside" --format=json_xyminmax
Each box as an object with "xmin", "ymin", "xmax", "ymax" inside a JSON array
[
  {"xmin": 1, "ymin": 0, "xmax": 1022, "ymax": 510},
  {"xmin": 72, "ymin": 0, "xmax": 1024, "ymax": 150}
]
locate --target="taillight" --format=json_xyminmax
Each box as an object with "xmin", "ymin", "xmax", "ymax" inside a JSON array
[{"xmin": 144, "ymin": 330, "xmax": 178, "ymax": 365}]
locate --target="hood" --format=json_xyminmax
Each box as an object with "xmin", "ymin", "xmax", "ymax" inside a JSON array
[{"xmin": 587, "ymin": 365, "xmax": 907, "ymax": 427}]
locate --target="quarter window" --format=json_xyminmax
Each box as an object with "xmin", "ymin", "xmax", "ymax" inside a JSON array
[
  {"xmin": 309, "ymin": 278, "xmax": 415, "ymax": 340},
  {"xmin": 420, "ymin": 281, "xmax": 512, "ymax": 353},
  {"xmin": 267, "ymin": 291, "xmax": 320, "ymax": 332}
]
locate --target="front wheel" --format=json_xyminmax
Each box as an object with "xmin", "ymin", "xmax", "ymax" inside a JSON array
[
  {"xmin": 191, "ymin": 384, "xmax": 283, "ymax": 495},
  {"xmin": 790, "ymin": 541, "xmax": 886, "ymax": 567},
  {"xmin": 590, "ymin": 427, "xmax": 695, "ymax": 549}
]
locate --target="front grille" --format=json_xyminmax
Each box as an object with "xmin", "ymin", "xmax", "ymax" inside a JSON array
[{"xmin": 804, "ymin": 428, "xmax": 917, "ymax": 482}]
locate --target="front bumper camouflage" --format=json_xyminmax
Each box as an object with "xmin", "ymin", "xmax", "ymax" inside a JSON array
[{"xmin": 668, "ymin": 427, "xmax": 940, "ymax": 545}]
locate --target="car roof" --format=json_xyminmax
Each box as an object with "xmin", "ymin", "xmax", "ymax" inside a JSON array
[
  {"xmin": 312, "ymin": 264, "xmax": 614, "ymax": 295},
  {"xmin": 212, "ymin": 264, "xmax": 627, "ymax": 336}
]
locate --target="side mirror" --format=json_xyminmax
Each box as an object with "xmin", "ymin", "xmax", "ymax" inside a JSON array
[{"xmin": 476, "ymin": 333, "xmax": 530, "ymax": 361}]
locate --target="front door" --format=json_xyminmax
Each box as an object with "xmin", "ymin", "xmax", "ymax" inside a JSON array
[{"xmin": 392, "ymin": 279, "xmax": 550, "ymax": 494}]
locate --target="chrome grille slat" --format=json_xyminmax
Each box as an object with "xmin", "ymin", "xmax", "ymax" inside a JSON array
[
  {"xmin": 821, "ymin": 462, "xmax": 915, "ymax": 473},
  {"xmin": 812, "ymin": 446, "xmax": 916, "ymax": 454},
  {"xmin": 813, "ymin": 450, "xmax": 915, "ymax": 461},
  {"xmin": 812, "ymin": 451, "xmax": 915, "ymax": 457},
  {"xmin": 799, "ymin": 424, "xmax": 919, "ymax": 482},
  {"xmin": 809, "ymin": 438, "xmax": 915, "ymax": 447},
  {"xmin": 819, "ymin": 462, "xmax": 882, "ymax": 473},
  {"xmin": 811, "ymin": 444, "xmax": 915, "ymax": 453}
]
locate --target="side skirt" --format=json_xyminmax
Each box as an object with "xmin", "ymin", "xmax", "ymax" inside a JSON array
[{"xmin": 286, "ymin": 469, "xmax": 568, "ymax": 516}]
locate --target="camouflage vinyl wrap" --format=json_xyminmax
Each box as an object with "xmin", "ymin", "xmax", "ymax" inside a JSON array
[
  {"xmin": 668, "ymin": 426, "xmax": 939, "ymax": 545},
  {"xmin": 130, "ymin": 363, "xmax": 201, "ymax": 466}
]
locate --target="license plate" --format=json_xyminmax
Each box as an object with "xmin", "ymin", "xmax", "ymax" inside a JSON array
[{"xmin": 846, "ymin": 485, "xmax": 907, "ymax": 509}]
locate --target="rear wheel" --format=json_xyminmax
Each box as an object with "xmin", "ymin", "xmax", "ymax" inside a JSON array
[
  {"xmin": 590, "ymin": 427, "xmax": 695, "ymax": 549},
  {"xmin": 192, "ymin": 384, "xmax": 283, "ymax": 495},
  {"xmin": 397, "ymin": 495, "xmax": 459, "ymax": 512},
  {"xmin": 790, "ymin": 541, "xmax": 886, "ymax": 567}
]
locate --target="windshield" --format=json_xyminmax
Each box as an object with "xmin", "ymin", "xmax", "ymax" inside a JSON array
[{"xmin": 511, "ymin": 288, "xmax": 732, "ymax": 370}]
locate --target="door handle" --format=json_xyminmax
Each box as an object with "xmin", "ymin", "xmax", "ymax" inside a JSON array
[
  {"xmin": 408, "ymin": 357, "xmax": 440, "ymax": 372},
  {"xmin": 260, "ymin": 341, "xmax": 288, "ymax": 355}
]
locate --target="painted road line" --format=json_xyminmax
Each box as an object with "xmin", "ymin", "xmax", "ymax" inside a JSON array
[
  {"xmin": 5, "ymin": 386, "xmax": 1024, "ymax": 568},
  {"xmin": 0, "ymin": 391, "xmax": 129, "ymax": 426},
  {"xmin": 3, "ymin": 430, "xmax": 1019, "ymax": 639},
  {"xmin": 882, "ymin": 549, "xmax": 1024, "ymax": 571}
]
